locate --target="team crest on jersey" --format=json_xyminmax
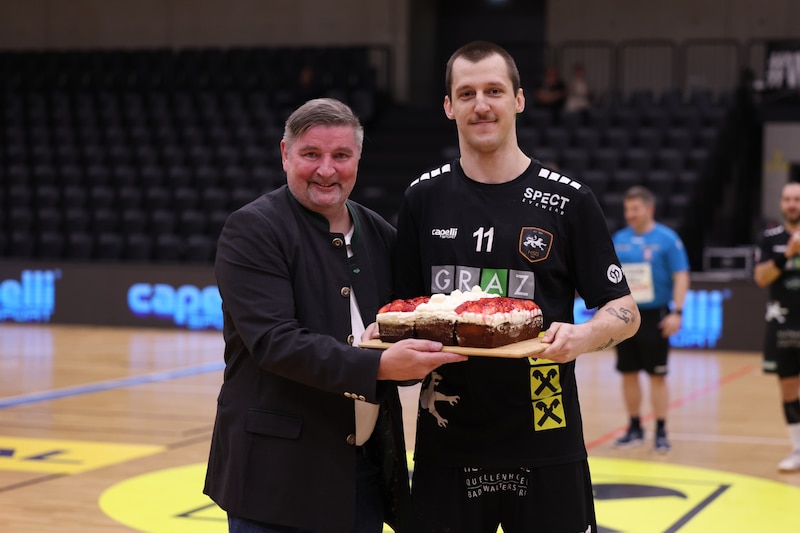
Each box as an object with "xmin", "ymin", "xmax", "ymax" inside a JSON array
[{"xmin": 519, "ymin": 227, "xmax": 553, "ymax": 263}]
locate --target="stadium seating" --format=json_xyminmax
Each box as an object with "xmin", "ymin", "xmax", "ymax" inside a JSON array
[{"xmin": 0, "ymin": 45, "xmax": 727, "ymax": 263}]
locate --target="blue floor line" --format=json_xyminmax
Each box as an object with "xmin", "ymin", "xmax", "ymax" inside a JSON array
[{"xmin": 0, "ymin": 361, "xmax": 225, "ymax": 409}]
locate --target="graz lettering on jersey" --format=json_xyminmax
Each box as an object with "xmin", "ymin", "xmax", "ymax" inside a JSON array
[
  {"xmin": 519, "ymin": 227, "xmax": 553, "ymax": 263},
  {"xmin": 430, "ymin": 265, "xmax": 535, "ymax": 300},
  {"xmin": 522, "ymin": 188, "xmax": 571, "ymax": 214},
  {"xmin": 432, "ymin": 227, "xmax": 458, "ymax": 239}
]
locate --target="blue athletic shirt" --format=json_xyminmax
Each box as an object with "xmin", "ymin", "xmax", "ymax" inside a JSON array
[{"xmin": 612, "ymin": 222, "xmax": 689, "ymax": 310}]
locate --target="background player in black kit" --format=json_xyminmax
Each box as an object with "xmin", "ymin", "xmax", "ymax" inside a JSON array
[
  {"xmin": 393, "ymin": 41, "xmax": 640, "ymax": 533},
  {"xmin": 754, "ymin": 181, "xmax": 800, "ymax": 472}
]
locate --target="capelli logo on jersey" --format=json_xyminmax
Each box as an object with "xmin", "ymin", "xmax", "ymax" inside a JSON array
[
  {"xmin": 522, "ymin": 188, "xmax": 572, "ymax": 215},
  {"xmin": 432, "ymin": 228, "xmax": 458, "ymax": 239}
]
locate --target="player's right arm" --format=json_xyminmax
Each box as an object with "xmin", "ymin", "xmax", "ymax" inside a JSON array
[
  {"xmin": 754, "ymin": 231, "xmax": 800, "ymax": 287},
  {"xmin": 754, "ymin": 258, "xmax": 783, "ymax": 287}
]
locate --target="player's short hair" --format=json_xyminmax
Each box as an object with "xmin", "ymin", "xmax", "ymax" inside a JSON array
[
  {"xmin": 445, "ymin": 40, "xmax": 521, "ymax": 98},
  {"xmin": 283, "ymin": 98, "xmax": 364, "ymax": 152},
  {"xmin": 624, "ymin": 185, "xmax": 656, "ymax": 206}
]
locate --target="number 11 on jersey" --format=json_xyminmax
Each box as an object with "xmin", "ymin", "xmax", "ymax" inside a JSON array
[{"xmin": 473, "ymin": 226, "xmax": 495, "ymax": 253}]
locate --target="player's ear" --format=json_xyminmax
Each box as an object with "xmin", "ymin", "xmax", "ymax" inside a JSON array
[{"xmin": 444, "ymin": 96, "xmax": 455, "ymax": 120}]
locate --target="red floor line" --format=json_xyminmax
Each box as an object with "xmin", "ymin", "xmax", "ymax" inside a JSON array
[{"xmin": 585, "ymin": 363, "xmax": 759, "ymax": 450}]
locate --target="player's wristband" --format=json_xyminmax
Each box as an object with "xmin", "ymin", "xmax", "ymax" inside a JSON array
[{"xmin": 773, "ymin": 253, "xmax": 788, "ymax": 269}]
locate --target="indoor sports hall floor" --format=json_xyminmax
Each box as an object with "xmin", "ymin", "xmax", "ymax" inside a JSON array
[{"xmin": 0, "ymin": 324, "xmax": 798, "ymax": 532}]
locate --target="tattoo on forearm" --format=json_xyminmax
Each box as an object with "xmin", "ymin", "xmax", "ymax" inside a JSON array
[
  {"xmin": 594, "ymin": 338, "xmax": 618, "ymax": 351},
  {"xmin": 605, "ymin": 306, "xmax": 635, "ymax": 324}
]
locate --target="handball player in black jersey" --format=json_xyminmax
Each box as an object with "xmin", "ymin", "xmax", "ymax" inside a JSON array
[
  {"xmin": 754, "ymin": 181, "xmax": 800, "ymax": 473},
  {"xmin": 393, "ymin": 41, "xmax": 640, "ymax": 533}
]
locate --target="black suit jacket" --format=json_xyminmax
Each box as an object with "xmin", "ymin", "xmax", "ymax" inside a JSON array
[{"xmin": 204, "ymin": 187, "xmax": 409, "ymax": 533}]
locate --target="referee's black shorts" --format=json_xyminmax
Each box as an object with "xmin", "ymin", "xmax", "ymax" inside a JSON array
[{"xmin": 616, "ymin": 306, "xmax": 670, "ymax": 375}]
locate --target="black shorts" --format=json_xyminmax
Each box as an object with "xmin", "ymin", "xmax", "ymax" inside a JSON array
[
  {"xmin": 763, "ymin": 322, "xmax": 800, "ymax": 378},
  {"xmin": 409, "ymin": 460, "xmax": 596, "ymax": 533},
  {"xmin": 616, "ymin": 307, "xmax": 670, "ymax": 375}
]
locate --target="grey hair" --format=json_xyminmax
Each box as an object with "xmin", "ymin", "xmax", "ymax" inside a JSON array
[{"xmin": 283, "ymin": 98, "xmax": 364, "ymax": 152}]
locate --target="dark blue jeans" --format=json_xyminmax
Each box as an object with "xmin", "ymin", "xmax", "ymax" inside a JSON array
[{"xmin": 227, "ymin": 450, "xmax": 384, "ymax": 533}]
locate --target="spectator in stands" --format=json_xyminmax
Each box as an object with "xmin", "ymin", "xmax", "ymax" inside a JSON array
[
  {"xmin": 565, "ymin": 62, "xmax": 592, "ymax": 117},
  {"xmin": 612, "ymin": 186, "xmax": 690, "ymax": 454},
  {"xmin": 533, "ymin": 64, "xmax": 566, "ymax": 121},
  {"xmin": 753, "ymin": 181, "xmax": 800, "ymax": 472},
  {"xmin": 204, "ymin": 98, "xmax": 466, "ymax": 533},
  {"xmin": 295, "ymin": 64, "xmax": 323, "ymax": 104}
]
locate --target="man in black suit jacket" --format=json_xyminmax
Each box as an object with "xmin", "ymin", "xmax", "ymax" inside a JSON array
[{"xmin": 204, "ymin": 98, "xmax": 467, "ymax": 533}]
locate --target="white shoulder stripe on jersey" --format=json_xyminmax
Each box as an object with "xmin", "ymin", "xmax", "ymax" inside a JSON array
[
  {"xmin": 764, "ymin": 225, "xmax": 786, "ymax": 237},
  {"xmin": 538, "ymin": 167, "xmax": 582, "ymax": 190},
  {"xmin": 410, "ymin": 163, "xmax": 452, "ymax": 188}
]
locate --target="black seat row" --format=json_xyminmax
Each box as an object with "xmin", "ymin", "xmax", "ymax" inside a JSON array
[{"xmin": 3, "ymin": 229, "xmax": 216, "ymax": 263}]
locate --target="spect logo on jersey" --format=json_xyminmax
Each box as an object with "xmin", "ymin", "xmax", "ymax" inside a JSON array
[
  {"xmin": 0, "ymin": 269, "xmax": 59, "ymax": 323},
  {"xmin": 127, "ymin": 283, "xmax": 222, "ymax": 330},
  {"xmin": 574, "ymin": 288, "xmax": 729, "ymax": 348},
  {"xmin": 521, "ymin": 189, "xmax": 571, "ymax": 215},
  {"xmin": 431, "ymin": 265, "xmax": 535, "ymax": 300}
]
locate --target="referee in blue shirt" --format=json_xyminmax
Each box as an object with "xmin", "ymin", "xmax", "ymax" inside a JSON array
[{"xmin": 611, "ymin": 186, "xmax": 690, "ymax": 453}]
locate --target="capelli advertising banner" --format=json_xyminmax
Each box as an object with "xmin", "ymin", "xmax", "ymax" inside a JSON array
[
  {"xmin": 1, "ymin": 260, "xmax": 767, "ymax": 351},
  {"xmin": 0, "ymin": 260, "xmax": 220, "ymax": 331},
  {"xmin": 574, "ymin": 281, "xmax": 767, "ymax": 351}
]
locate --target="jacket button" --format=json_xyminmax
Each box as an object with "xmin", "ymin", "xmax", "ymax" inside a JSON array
[
  {"xmin": 357, "ymin": 395, "xmax": 366, "ymax": 402},
  {"xmin": 340, "ymin": 287, "xmax": 351, "ymax": 298},
  {"xmin": 344, "ymin": 392, "xmax": 353, "ymax": 398},
  {"xmin": 347, "ymin": 334, "xmax": 355, "ymax": 345},
  {"xmin": 346, "ymin": 433, "xmax": 356, "ymax": 446},
  {"xmin": 332, "ymin": 237, "xmax": 344, "ymax": 248}
]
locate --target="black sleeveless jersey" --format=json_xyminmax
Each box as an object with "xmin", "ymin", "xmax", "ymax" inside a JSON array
[{"xmin": 394, "ymin": 159, "xmax": 631, "ymax": 468}]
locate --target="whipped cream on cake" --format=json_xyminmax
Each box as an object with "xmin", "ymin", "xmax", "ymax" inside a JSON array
[
  {"xmin": 413, "ymin": 288, "xmax": 495, "ymax": 344},
  {"xmin": 455, "ymin": 298, "xmax": 542, "ymax": 326},
  {"xmin": 376, "ymin": 296, "xmax": 430, "ymax": 342},
  {"xmin": 454, "ymin": 297, "xmax": 543, "ymax": 348},
  {"xmin": 414, "ymin": 287, "xmax": 495, "ymax": 320},
  {"xmin": 377, "ymin": 287, "xmax": 542, "ymax": 348}
]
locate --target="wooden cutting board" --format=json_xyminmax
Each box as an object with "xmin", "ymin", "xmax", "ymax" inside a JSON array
[{"xmin": 359, "ymin": 337, "xmax": 548, "ymax": 358}]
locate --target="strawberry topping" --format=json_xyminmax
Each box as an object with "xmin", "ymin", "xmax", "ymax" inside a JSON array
[
  {"xmin": 378, "ymin": 296, "xmax": 431, "ymax": 314},
  {"xmin": 455, "ymin": 297, "xmax": 540, "ymax": 315}
]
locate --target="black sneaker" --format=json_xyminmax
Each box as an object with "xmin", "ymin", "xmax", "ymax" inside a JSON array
[
  {"xmin": 654, "ymin": 432, "xmax": 671, "ymax": 454},
  {"xmin": 614, "ymin": 426, "xmax": 644, "ymax": 447}
]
